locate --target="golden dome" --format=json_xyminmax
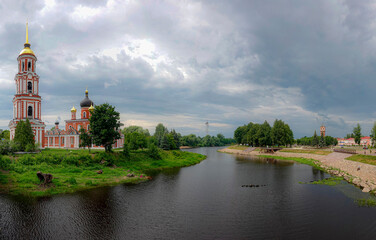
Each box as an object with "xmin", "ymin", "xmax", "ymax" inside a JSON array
[
  {"xmin": 89, "ymin": 104, "xmax": 94, "ymax": 111},
  {"xmin": 19, "ymin": 47, "xmax": 35, "ymax": 56},
  {"xmin": 71, "ymin": 106, "xmax": 77, "ymax": 112}
]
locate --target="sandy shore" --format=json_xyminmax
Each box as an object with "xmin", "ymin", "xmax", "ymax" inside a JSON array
[{"xmin": 219, "ymin": 147, "xmax": 376, "ymax": 193}]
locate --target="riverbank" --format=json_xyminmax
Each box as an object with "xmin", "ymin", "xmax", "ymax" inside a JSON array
[
  {"xmin": 0, "ymin": 149, "xmax": 206, "ymax": 197},
  {"xmin": 219, "ymin": 146, "xmax": 376, "ymax": 193}
]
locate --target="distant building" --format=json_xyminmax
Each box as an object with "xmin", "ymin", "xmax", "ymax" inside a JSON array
[
  {"xmin": 320, "ymin": 124, "xmax": 326, "ymax": 137},
  {"xmin": 337, "ymin": 136, "xmax": 371, "ymax": 146}
]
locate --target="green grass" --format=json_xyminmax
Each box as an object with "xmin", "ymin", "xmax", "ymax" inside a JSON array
[
  {"xmin": 227, "ymin": 145, "xmax": 249, "ymax": 150},
  {"xmin": 258, "ymin": 155, "xmax": 324, "ymax": 170},
  {"xmin": 301, "ymin": 177, "xmax": 343, "ymax": 186},
  {"xmin": 279, "ymin": 149, "xmax": 332, "ymax": 155},
  {"xmin": 355, "ymin": 198, "xmax": 376, "ymax": 207},
  {"xmin": 346, "ymin": 154, "xmax": 376, "ymax": 166},
  {"xmin": 0, "ymin": 149, "xmax": 206, "ymax": 197}
]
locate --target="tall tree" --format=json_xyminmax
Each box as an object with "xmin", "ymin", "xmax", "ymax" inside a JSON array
[
  {"xmin": 371, "ymin": 122, "xmax": 376, "ymax": 147},
  {"xmin": 122, "ymin": 126, "xmax": 150, "ymax": 136},
  {"xmin": 154, "ymin": 123, "xmax": 168, "ymax": 148},
  {"xmin": 79, "ymin": 128, "xmax": 92, "ymax": 151},
  {"xmin": 89, "ymin": 103, "xmax": 121, "ymax": 152},
  {"xmin": 312, "ymin": 130, "xmax": 318, "ymax": 147},
  {"xmin": 14, "ymin": 119, "xmax": 35, "ymax": 151},
  {"xmin": 353, "ymin": 123, "xmax": 362, "ymax": 145},
  {"xmin": 234, "ymin": 125, "xmax": 247, "ymax": 144}
]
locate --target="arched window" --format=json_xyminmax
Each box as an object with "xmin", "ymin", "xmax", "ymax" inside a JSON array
[
  {"xmin": 83, "ymin": 112, "xmax": 86, "ymax": 118},
  {"xmin": 28, "ymin": 61, "xmax": 31, "ymax": 71},
  {"xmin": 28, "ymin": 82, "xmax": 32, "ymax": 93},
  {"xmin": 28, "ymin": 106, "xmax": 33, "ymax": 118},
  {"xmin": 87, "ymin": 124, "xmax": 90, "ymax": 131},
  {"xmin": 22, "ymin": 62, "xmax": 24, "ymax": 71}
]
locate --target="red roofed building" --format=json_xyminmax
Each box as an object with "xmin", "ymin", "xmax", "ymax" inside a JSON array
[{"xmin": 337, "ymin": 136, "xmax": 372, "ymax": 146}]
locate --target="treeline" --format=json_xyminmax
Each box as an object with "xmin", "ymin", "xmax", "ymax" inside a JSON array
[
  {"xmin": 180, "ymin": 134, "xmax": 235, "ymax": 147},
  {"xmin": 122, "ymin": 123, "xmax": 235, "ymax": 151},
  {"xmin": 234, "ymin": 119, "xmax": 294, "ymax": 147},
  {"xmin": 296, "ymin": 132, "xmax": 338, "ymax": 147}
]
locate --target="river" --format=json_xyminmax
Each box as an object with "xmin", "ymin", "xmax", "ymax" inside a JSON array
[{"xmin": 1, "ymin": 147, "xmax": 376, "ymax": 239}]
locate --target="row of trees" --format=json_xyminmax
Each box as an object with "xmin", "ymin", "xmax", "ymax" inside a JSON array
[
  {"xmin": 180, "ymin": 133, "xmax": 235, "ymax": 147},
  {"xmin": 296, "ymin": 132, "xmax": 338, "ymax": 147},
  {"xmin": 234, "ymin": 119, "xmax": 294, "ymax": 147}
]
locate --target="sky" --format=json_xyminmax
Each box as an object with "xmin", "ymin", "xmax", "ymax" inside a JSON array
[{"xmin": 0, "ymin": 0, "xmax": 376, "ymax": 138}]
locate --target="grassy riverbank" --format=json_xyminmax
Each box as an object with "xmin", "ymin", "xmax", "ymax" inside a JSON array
[
  {"xmin": 279, "ymin": 149, "xmax": 332, "ymax": 155},
  {"xmin": 346, "ymin": 154, "xmax": 376, "ymax": 166},
  {"xmin": 0, "ymin": 149, "xmax": 206, "ymax": 197},
  {"xmin": 258, "ymin": 155, "xmax": 324, "ymax": 170}
]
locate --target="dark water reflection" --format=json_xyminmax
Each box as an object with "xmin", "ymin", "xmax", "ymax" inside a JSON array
[{"xmin": 1, "ymin": 147, "xmax": 376, "ymax": 239}]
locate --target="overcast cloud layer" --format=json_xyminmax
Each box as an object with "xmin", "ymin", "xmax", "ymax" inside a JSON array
[{"xmin": 1, "ymin": 0, "xmax": 376, "ymax": 138}]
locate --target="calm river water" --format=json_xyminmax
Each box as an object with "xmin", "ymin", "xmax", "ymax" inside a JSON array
[{"xmin": 1, "ymin": 147, "xmax": 376, "ymax": 239}]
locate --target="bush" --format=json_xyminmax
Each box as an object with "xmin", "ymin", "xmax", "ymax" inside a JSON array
[
  {"xmin": 9, "ymin": 163, "xmax": 26, "ymax": 173},
  {"xmin": 0, "ymin": 140, "xmax": 11, "ymax": 155},
  {"xmin": 62, "ymin": 155, "xmax": 79, "ymax": 166},
  {"xmin": 95, "ymin": 152, "xmax": 115, "ymax": 166},
  {"xmin": 148, "ymin": 143, "xmax": 161, "ymax": 160},
  {"xmin": 78, "ymin": 154, "xmax": 93, "ymax": 166},
  {"xmin": 0, "ymin": 155, "xmax": 11, "ymax": 170},
  {"xmin": 18, "ymin": 155, "xmax": 35, "ymax": 165},
  {"xmin": 66, "ymin": 177, "xmax": 77, "ymax": 185},
  {"xmin": 122, "ymin": 142, "xmax": 130, "ymax": 160},
  {"xmin": 25, "ymin": 143, "xmax": 35, "ymax": 152}
]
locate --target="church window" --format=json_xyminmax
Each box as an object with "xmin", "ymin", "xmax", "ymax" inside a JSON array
[
  {"xmin": 78, "ymin": 125, "xmax": 81, "ymax": 131},
  {"xmin": 50, "ymin": 138, "xmax": 53, "ymax": 145},
  {"xmin": 22, "ymin": 62, "xmax": 24, "ymax": 71},
  {"xmin": 28, "ymin": 82, "xmax": 32, "ymax": 93},
  {"xmin": 28, "ymin": 106, "xmax": 33, "ymax": 118},
  {"xmin": 83, "ymin": 112, "xmax": 86, "ymax": 118},
  {"xmin": 28, "ymin": 61, "xmax": 31, "ymax": 71},
  {"xmin": 87, "ymin": 124, "xmax": 90, "ymax": 131},
  {"xmin": 62, "ymin": 138, "xmax": 65, "ymax": 144}
]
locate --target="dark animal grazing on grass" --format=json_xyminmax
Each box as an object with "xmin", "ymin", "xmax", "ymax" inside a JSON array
[{"xmin": 36, "ymin": 171, "xmax": 53, "ymax": 185}]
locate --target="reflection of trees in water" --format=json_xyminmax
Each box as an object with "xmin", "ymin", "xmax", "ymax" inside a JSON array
[
  {"xmin": 236, "ymin": 156, "xmax": 294, "ymax": 166},
  {"xmin": 311, "ymin": 167, "xmax": 326, "ymax": 179}
]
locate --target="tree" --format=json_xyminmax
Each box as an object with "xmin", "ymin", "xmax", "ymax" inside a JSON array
[
  {"xmin": 234, "ymin": 125, "xmax": 247, "ymax": 144},
  {"xmin": 79, "ymin": 128, "xmax": 92, "ymax": 151},
  {"xmin": 353, "ymin": 123, "xmax": 362, "ymax": 145},
  {"xmin": 126, "ymin": 132, "xmax": 147, "ymax": 150},
  {"xmin": 319, "ymin": 132, "xmax": 325, "ymax": 148},
  {"xmin": 122, "ymin": 142, "xmax": 130, "ymax": 159},
  {"xmin": 14, "ymin": 119, "xmax": 35, "ymax": 151},
  {"xmin": 154, "ymin": 123, "xmax": 168, "ymax": 148},
  {"xmin": 0, "ymin": 130, "xmax": 10, "ymax": 140},
  {"xmin": 257, "ymin": 121, "xmax": 272, "ymax": 147},
  {"xmin": 312, "ymin": 130, "xmax": 318, "ymax": 147},
  {"xmin": 122, "ymin": 125, "xmax": 150, "ymax": 136},
  {"xmin": 371, "ymin": 122, "xmax": 376, "ymax": 147},
  {"xmin": 89, "ymin": 103, "xmax": 121, "ymax": 152}
]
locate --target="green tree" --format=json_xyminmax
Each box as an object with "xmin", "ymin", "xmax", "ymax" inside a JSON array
[
  {"xmin": 79, "ymin": 128, "xmax": 92, "ymax": 151},
  {"xmin": 89, "ymin": 103, "xmax": 121, "ymax": 152},
  {"xmin": 170, "ymin": 129, "xmax": 181, "ymax": 149},
  {"xmin": 0, "ymin": 130, "xmax": 10, "ymax": 140},
  {"xmin": 319, "ymin": 133, "xmax": 325, "ymax": 148},
  {"xmin": 312, "ymin": 130, "xmax": 318, "ymax": 147},
  {"xmin": 154, "ymin": 123, "xmax": 168, "ymax": 148},
  {"xmin": 257, "ymin": 121, "xmax": 272, "ymax": 147},
  {"xmin": 14, "ymin": 119, "xmax": 35, "ymax": 151},
  {"xmin": 353, "ymin": 123, "xmax": 362, "ymax": 145},
  {"xmin": 371, "ymin": 122, "xmax": 376, "ymax": 147},
  {"xmin": 122, "ymin": 142, "xmax": 130, "ymax": 160},
  {"xmin": 234, "ymin": 125, "xmax": 247, "ymax": 144},
  {"xmin": 126, "ymin": 132, "xmax": 147, "ymax": 150},
  {"xmin": 122, "ymin": 126, "xmax": 150, "ymax": 136}
]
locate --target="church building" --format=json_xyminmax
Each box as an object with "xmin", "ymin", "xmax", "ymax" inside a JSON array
[{"xmin": 9, "ymin": 24, "xmax": 124, "ymax": 149}]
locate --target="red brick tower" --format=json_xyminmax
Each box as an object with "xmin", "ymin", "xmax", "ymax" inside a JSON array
[
  {"xmin": 320, "ymin": 124, "xmax": 326, "ymax": 137},
  {"xmin": 9, "ymin": 23, "xmax": 45, "ymax": 146}
]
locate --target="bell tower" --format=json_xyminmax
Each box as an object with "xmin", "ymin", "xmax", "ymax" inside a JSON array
[
  {"xmin": 9, "ymin": 23, "xmax": 45, "ymax": 146},
  {"xmin": 320, "ymin": 124, "xmax": 326, "ymax": 137}
]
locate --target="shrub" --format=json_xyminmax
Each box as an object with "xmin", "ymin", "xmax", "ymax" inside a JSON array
[
  {"xmin": 25, "ymin": 143, "xmax": 35, "ymax": 152},
  {"xmin": 78, "ymin": 154, "xmax": 93, "ymax": 166},
  {"xmin": 148, "ymin": 143, "xmax": 161, "ymax": 160},
  {"xmin": 0, "ymin": 140, "xmax": 11, "ymax": 155},
  {"xmin": 62, "ymin": 155, "xmax": 79, "ymax": 166},
  {"xmin": 95, "ymin": 152, "xmax": 115, "ymax": 166},
  {"xmin": 66, "ymin": 177, "xmax": 77, "ymax": 185},
  {"xmin": 10, "ymin": 163, "xmax": 26, "ymax": 173},
  {"xmin": 0, "ymin": 155, "xmax": 11, "ymax": 170},
  {"xmin": 18, "ymin": 155, "xmax": 35, "ymax": 165},
  {"xmin": 85, "ymin": 180, "xmax": 94, "ymax": 186},
  {"xmin": 122, "ymin": 142, "xmax": 130, "ymax": 159}
]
